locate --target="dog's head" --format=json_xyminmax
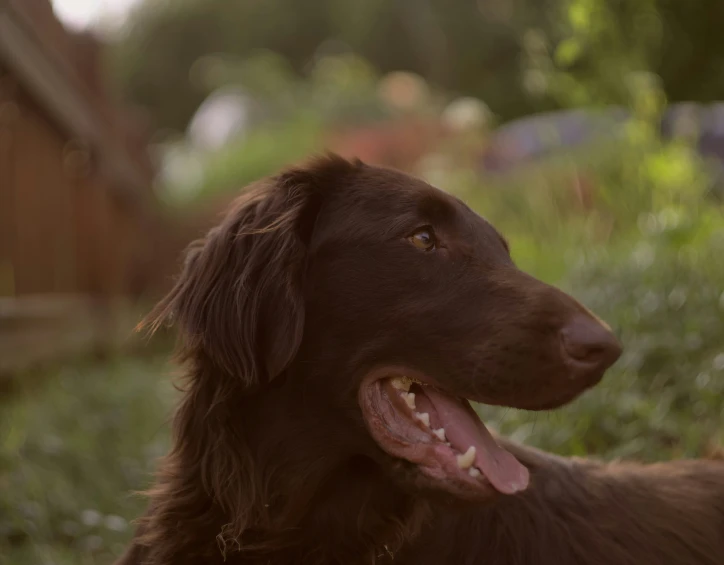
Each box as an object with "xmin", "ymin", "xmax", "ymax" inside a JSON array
[{"xmin": 147, "ymin": 155, "xmax": 620, "ymax": 504}]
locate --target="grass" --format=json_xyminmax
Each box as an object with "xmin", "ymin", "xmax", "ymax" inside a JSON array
[{"xmin": 1, "ymin": 356, "xmax": 177, "ymax": 565}]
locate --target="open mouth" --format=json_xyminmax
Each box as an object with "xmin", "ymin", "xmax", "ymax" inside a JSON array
[{"xmin": 359, "ymin": 368, "xmax": 529, "ymax": 499}]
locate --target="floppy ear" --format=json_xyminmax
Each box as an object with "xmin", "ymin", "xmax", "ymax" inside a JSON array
[{"xmin": 144, "ymin": 155, "xmax": 355, "ymax": 389}]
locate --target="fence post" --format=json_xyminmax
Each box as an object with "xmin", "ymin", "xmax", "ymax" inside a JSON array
[{"xmin": 0, "ymin": 70, "xmax": 19, "ymax": 297}]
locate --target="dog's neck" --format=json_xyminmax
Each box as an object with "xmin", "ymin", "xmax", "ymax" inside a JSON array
[
  {"xmin": 230, "ymin": 381, "xmax": 432, "ymax": 564},
  {"xmin": 145, "ymin": 368, "xmax": 428, "ymax": 565}
]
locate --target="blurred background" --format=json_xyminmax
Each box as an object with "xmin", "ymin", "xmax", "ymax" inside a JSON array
[{"xmin": 1, "ymin": 0, "xmax": 723, "ymax": 562}]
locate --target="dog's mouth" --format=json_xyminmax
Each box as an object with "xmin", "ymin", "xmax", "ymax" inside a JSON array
[{"xmin": 359, "ymin": 369, "xmax": 529, "ymax": 500}]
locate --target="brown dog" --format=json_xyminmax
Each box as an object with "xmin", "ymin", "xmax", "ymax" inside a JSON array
[{"xmin": 117, "ymin": 155, "xmax": 723, "ymax": 565}]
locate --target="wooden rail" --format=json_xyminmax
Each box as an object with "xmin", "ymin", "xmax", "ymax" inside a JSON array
[{"xmin": 0, "ymin": 294, "xmax": 144, "ymax": 376}]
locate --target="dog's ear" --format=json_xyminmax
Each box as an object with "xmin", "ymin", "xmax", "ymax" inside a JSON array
[{"xmin": 143, "ymin": 154, "xmax": 356, "ymax": 390}]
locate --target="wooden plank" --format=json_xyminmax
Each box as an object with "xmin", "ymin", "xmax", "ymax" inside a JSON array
[
  {"xmin": 0, "ymin": 69, "xmax": 18, "ymax": 297},
  {"xmin": 10, "ymin": 92, "xmax": 77, "ymax": 294},
  {"xmin": 0, "ymin": 6, "xmax": 149, "ymax": 206},
  {"xmin": 0, "ymin": 294, "xmax": 144, "ymax": 375}
]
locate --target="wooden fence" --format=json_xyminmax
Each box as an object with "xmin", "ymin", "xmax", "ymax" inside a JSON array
[{"xmin": 0, "ymin": 0, "xmax": 165, "ymax": 375}]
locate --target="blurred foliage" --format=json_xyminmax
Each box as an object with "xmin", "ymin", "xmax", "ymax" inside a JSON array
[
  {"xmin": 189, "ymin": 50, "xmax": 393, "ymax": 127},
  {"xmin": 113, "ymin": 0, "xmax": 724, "ymax": 132},
  {"xmin": 112, "ymin": 0, "xmax": 556, "ymax": 131},
  {"xmin": 463, "ymin": 12, "xmax": 724, "ymax": 457},
  {"xmin": 1, "ymin": 358, "xmax": 176, "ymax": 565},
  {"xmin": 485, "ymin": 243, "xmax": 724, "ymax": 461},
  {"xmin": 157, "ymin": 51, "xmax": 391, "ymax": 205},
  {"xmin": 471, "ymin": 135, "xmax": 724, "ymax": 460},
  {"xmin": 522, "ymin": 0, "xmax": 662, "ymax": 108},
  {"xmin": 173, "ymin": 112, "xmax": 324, "ymax": 205}
]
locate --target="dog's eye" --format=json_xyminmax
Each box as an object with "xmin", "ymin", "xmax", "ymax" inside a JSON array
[{"xmin": 408, "ymin": 227, "xmax": 436, "ymax": 251}]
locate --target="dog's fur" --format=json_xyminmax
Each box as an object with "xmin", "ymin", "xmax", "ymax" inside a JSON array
[{"xmin": 117, "ymin": 156, "xmax": 724, "ymax": 565}]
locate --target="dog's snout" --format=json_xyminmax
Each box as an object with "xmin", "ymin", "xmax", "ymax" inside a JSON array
[{"xmin": 560, "ymin": 315, "xmax": 622, "ymax": 372}]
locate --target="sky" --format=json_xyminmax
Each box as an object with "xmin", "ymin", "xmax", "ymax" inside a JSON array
[{"xmin": 51, "ymin": 0, "xmax": 142, "ymax": 31}]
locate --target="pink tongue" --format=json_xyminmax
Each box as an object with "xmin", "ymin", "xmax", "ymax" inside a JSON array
[{"xmin": 424, "ymin": 388, "xmax": 529, "ymax": 494}]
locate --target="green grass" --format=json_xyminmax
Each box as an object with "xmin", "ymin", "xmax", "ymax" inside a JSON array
[{"xmin": 0, "ymin": 356, "xmax": 177, "ymax": 565}]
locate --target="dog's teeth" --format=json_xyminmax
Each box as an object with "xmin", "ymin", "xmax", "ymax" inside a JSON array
[
  {"xmin": 415, "ymin": 412, "xmax": 430, "ymax": 427},
  {"xmin": 433, "ymin": 428, "xmax": 446, "ymax": 441},
  {"xmin": 402, "ymin": 392, "xmax": 416, "ymax": 410},
  {"xmin": 456, "ymin": 446, "xmax": 476, "ymax": 469},
  {"xmin": 469, "ymin": 467, "xmax": 481, "ymax": 478},
  {"xmin": 391, "ymin": 376, "xmax": 412, "ymax": 392}
]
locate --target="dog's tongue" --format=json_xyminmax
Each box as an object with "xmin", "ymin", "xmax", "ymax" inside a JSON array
[{"xmin": 425, "ymin": 388, "xmax": 529, "ymax": 494}]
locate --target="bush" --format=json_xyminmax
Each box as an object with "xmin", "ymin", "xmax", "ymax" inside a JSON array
[
  {"xmin": 457, "ymin": 109, "xmax": 724, "ymax": 461},
  {"xmin": 0, "ymin": 357, "xmax": 175, "ymax": 565},
  {"xmin": 481, "ymin": 239, "xmax": 724, "ymax": 461}
]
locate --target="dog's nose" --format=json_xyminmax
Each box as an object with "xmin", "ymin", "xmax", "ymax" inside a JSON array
[{"xmin": 560, "ymin": 315, "xmax": 622, "ymax": 372}]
